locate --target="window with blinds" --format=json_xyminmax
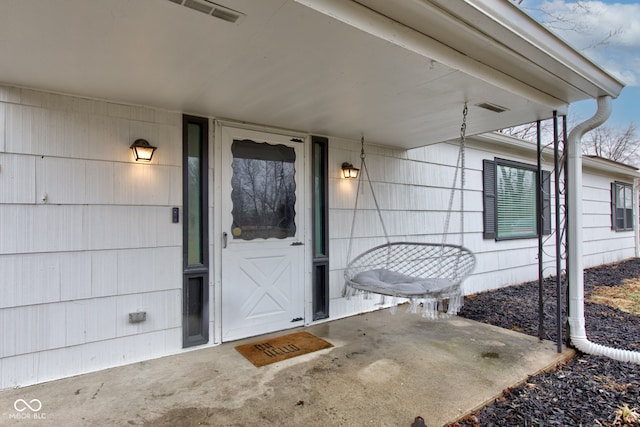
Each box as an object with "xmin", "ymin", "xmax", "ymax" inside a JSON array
[
  {"xmin": 497, "ymin": 164, "xmax": 537, "ymax": 238},
  {"xmin": 483, "ymin": 158, "xmax": 551, "ymax": 240},
  {"xmin": 611, "ymin": 181, "xmax": 634, "ymax": 231}
]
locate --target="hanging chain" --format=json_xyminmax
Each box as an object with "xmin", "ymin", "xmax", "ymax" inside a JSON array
[
  {"xmin": 460, "ymin": 104, "xmax": 467, "ymax": 140},
  {"xmin": 441, "ymin": 103, "xmax": 467, "ymax": 248}
]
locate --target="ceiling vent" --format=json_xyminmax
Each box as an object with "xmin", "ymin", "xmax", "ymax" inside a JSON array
[
  {"xmin": 169, "ymin": 0, "xmax": 245, "ymax": 24},
  {"xmin": 476, "ymin": 102, "xmax": 509, "ymax": 113}
]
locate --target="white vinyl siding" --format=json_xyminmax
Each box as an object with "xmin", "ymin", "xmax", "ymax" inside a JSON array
[
  {"xmin": 583, "ymin": 172, "xmax": 636, "ymax": 266},
  {"xmin": 0, "ymin": 85, "xmax": 185, "ymax": 389}
]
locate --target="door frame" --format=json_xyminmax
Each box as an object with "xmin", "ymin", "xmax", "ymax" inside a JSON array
[{"xmin": 212, "ymin": 120, "xmax": 312, "ymax": 343}]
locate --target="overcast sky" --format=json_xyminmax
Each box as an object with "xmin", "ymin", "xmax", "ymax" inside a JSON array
[{"xmin": 520, "ymin": 0, "xmax": 640, "ymax": 128}]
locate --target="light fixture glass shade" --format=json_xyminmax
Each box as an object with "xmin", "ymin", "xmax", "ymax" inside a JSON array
[
  {"xmin": 341, "ymin": 162, "xmax": 359, "ymax": 179},
  {"xmin": 130, "ymin": 139, "xmax": 157, "ymax": 162}
]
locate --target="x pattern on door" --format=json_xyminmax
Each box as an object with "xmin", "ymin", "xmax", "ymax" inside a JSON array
[{"xmin": 237, "ymin": 254, "xmax": 292, "ymax": 320}]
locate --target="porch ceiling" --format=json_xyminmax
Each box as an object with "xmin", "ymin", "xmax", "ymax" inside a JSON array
[{"xmin": 0, "ymin": 0, "xmax": 624, "ymax": 148}]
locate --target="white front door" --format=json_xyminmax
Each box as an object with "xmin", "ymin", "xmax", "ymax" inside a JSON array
[{"xmin": 220, "ymin": 126, "xmax": 305, "ymax": 341}]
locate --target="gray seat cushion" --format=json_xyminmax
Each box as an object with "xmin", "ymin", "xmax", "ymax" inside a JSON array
[{"xmin": 350, "ymin": 269, "xmax": 456, "ymax": 297}]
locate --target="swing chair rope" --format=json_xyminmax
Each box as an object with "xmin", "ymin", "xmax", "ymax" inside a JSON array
[
  {"xmin": 347, "ymin": 103, "xmax": 468, "ymax": 264},
  {"xmin": 342, "ymin": 103, "xmax": 475, "ymax": 317},
  {"xmin": 345, "ymin": 137, "xmax": 391, "ymax": 267}
]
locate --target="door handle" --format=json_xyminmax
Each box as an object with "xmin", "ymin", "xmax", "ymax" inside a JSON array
[
  {"xmin": 290, "ymin": 241, "xmax": 303, "ymax": 246},
  {"xmin": 223, "ymin": 232, "xmax": 228, "ymax": 248}
]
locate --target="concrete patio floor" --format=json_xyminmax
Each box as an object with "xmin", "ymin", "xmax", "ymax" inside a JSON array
[{"xmin": 0, "ymin": 308, "xmax": 573, "ymax": 426}]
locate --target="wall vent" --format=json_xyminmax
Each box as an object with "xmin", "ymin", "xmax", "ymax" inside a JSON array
[
  {"xmin": 476, "ymin": 102, "xmax": 509, "ymax": 113},
  {"xmin": 169, "ymin": 0, "xmax": 245, "ymax": 24}
]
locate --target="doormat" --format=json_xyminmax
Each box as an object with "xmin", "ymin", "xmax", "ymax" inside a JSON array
[{"xmin": 235, "ymin": 331, "xmax": 333, "ymax": 367}]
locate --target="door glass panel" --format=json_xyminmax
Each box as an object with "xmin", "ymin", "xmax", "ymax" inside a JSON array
[
  {"xmin": 187, "ymin": 123, "xmax": 203, "ymax": 265},
  {"xmin": 230, "ymin": 139, "xmax": 296, "ymax": 240},
  {"xmin": 187, "ymin": 276, "xmax": 204, "ymax": 337},
  {"xmin": 313, "ymin": 141, "xmax": 325, "ymax": 256}
]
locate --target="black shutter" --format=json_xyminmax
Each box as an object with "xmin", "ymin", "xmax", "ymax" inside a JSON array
[
  {"xmin": 483, "ymin": 159, "xmax": 496, "ymax": 239},
  {"xmin": 542, "ymin": 170, "xmax": 551, "ymax": 235}
]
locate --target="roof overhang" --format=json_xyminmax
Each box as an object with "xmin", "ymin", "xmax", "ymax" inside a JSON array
[
  {"xmin": 472, "ymin": 133, "xmax": 640, "ymax": 178},
  {"xmin": 0, "ymin": 0, "xmax": 625, "ymax": 149}
]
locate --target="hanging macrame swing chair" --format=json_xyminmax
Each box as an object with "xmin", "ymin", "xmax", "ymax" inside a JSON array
[{"xmin": 343, "ymin": 104, "xmax": 476, "ymax": 319}]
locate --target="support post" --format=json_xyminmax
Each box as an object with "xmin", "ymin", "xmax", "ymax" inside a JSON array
[
  {"xmin": 537, "ymin": 120, "xmax": 544, "ymax": 341},
  {"xmin": 563, "ymin": 115, "xmax": 571, "ymax": 346},
  {"xmin": 553, "ymin": 111, "xmax": 563, "ymax": 353}
]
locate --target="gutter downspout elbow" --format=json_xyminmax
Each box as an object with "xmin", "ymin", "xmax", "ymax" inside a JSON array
[{"xmin": 567, "ymin": 95, "xmax": 640, "ymax": 364}]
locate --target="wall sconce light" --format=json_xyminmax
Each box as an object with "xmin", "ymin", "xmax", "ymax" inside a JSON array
[
  {"xmin": 341, "ymin": 162, "xmax": 359, "ymax": 179},
  {"xmin": 130, "ymin": 139, "xmax": 157, "ymax": 162}
]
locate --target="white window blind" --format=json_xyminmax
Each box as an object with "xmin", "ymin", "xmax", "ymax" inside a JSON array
[{"xmin": 496, "ymin": 164, "xmax": 537, "ymax": 239}]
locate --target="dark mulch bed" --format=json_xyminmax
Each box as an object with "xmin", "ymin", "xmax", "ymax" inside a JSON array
[{"xmin": 447, "ymin": 258, "xmax": 640, "ymax": 427}]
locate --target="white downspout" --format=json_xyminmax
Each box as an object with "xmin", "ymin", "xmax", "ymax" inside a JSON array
[{"xmin": 567, "ymin": 95, "xmax": 640, "ymax": 363}]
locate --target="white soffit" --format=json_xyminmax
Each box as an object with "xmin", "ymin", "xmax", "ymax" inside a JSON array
[
  {"xmin": 305, "ymin": 0, "xmax": 623, "ymax": 101},
  {"xmin": 0, "ymin": 0, "xmax": 622, "ymax": 149},
  {"xmin": 296, "ymin": 0, "xmax": 565, "ymax": 108}
]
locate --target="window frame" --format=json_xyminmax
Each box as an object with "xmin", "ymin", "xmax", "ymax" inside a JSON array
[
  {"xmin": 483, "ymin": 158, "xmax": 551, "ymax": 241},
  {"xmin": 182, "ymin": 114, "xmax": 209, "ymax": 348},
  {"xmin": 311, "ymin": 136, "xmax": 329, "ymax": 320},
  {"xmin": 611, "ymin": 181, "xmax": 634, "ymax": 232}
]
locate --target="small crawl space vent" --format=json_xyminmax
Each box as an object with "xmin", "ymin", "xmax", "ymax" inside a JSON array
[{"xmin": 169, "ymin": 0, "xmax": 245, "ymax": 24}]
